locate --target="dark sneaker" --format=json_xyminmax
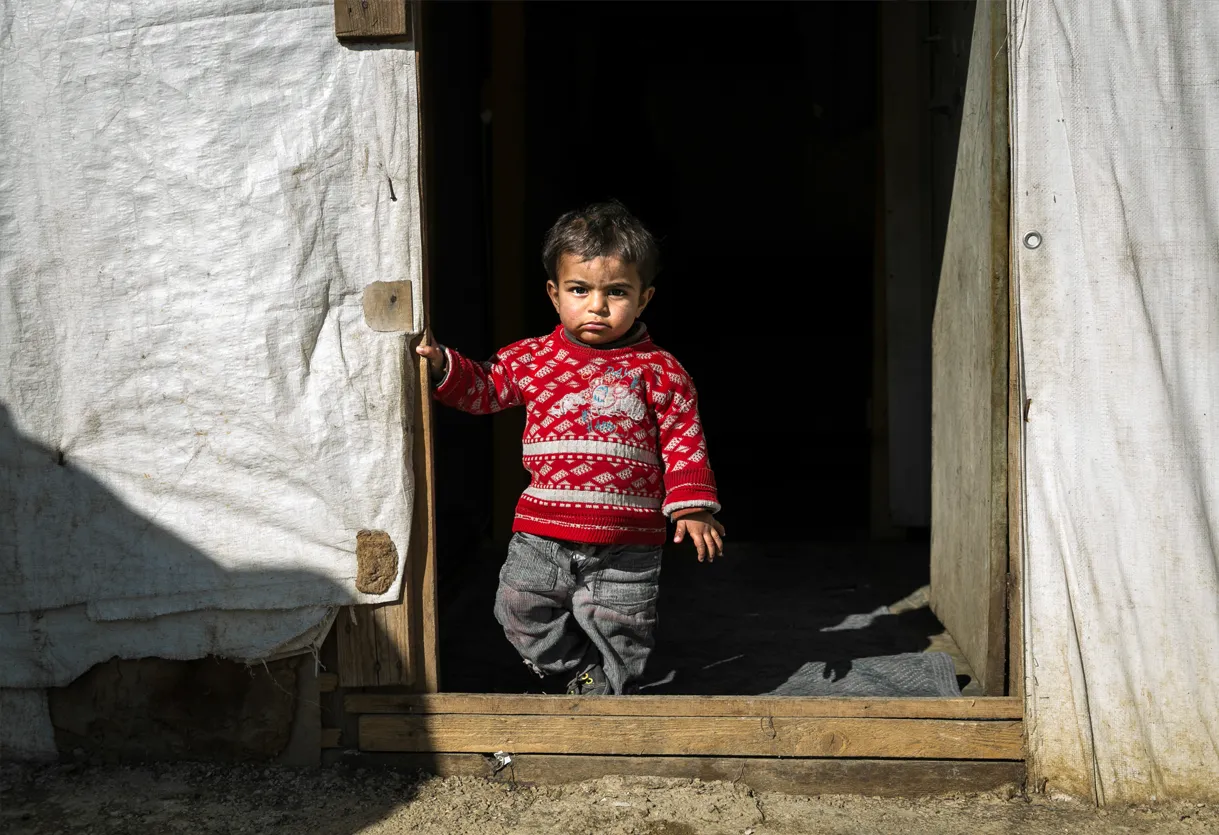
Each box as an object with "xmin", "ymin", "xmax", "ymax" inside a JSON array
[{"xmin": 566, "ymin": 663, "xmax": 609, "ymax": 696}]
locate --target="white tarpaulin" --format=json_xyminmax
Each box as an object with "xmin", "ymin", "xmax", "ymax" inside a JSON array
[
  {"xmin": 0, "ymin": 0, "xmax": 422, "ymax": 688},
  {"xmin": 1012, "ymin": 0, "xmax": 1219, "ymax": 803}
]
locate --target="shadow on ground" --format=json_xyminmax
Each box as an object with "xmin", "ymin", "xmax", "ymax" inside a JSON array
[
  {"xmin": 1, "ymin": 408, "xmax": 436, "ymax": 831},
  {"xmin": 440, "ymin": 538, "xmax": 951, "ymax": 695}
]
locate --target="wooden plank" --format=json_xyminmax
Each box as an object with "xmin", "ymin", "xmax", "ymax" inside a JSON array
[
  {"xmin": 336, "ymin": 598, "xmax": 415, "ymax": 687},
  {"xmin": 411, "ymin": 352, "xmax": 439, "ymax": 693},
  {"xmin": 928, "ymin": 0, "xmax": 1011, "ymax": 695},
  {"xmin": 985, "ymin": 0, "xmax": 1013, "ymax": 701},
  {"xmin": 317, "ymin": 672, "xmax": 339, "ymax": 694},
  {"xmin": 411, "ymin": 13, "xmax": 440, "ymax": 693},
  {"xmin": 321, "ymin": 728, "xmax": 343, "ymax": 749},
  {"xmin": 334, "ymin": 0, "xmax": 409, "ymax": 39},
  {"xmin": 345, "ymin": 692, "xmax": 1023, "ymax": 720},
  {"xmin": 335, "ymin": 5, "xmax": 437, "ymax": 693},
  {"xmin": 1004, "ymin": 9, "xmax": 1024, "ymax": 703},
  {"xmin": 362, "ymin": 280, "xmax": 415, "ymax": 333},
  {"xmin": 1007, "ymin": 133, "xmax": 1025, "ymax": 704},
  {"xmin": 335, "ymin": 27, "xmax": 432, "ymax": 687},
  {"xmin": 342, "ymin": 753, "xmax": 1025, "ymax": 797},
  {"xmin": 361, "ymin": 715, "xmax": 1024, "ymax": 760}
]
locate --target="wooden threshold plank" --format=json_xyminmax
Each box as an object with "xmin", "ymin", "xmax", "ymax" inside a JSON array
[
  {"xmin": 360, "ymin": 715, "xmax": 1024, "ymax": 760},
  {"xmin": 346, "ymin": 693, "xmax": 1022, "ymax": 720},
  {"xmin": 336, "ymin": 752, "xmax": 1024, "ymax": 797}
]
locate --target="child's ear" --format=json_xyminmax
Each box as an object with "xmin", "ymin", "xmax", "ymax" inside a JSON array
[
  {"xmin": 638, "ymin": 286, "xmax": 656, "ymax": 312},
  {"xmin": 546, "ymin": 280, "xmax": 561, "ymax": 311}
]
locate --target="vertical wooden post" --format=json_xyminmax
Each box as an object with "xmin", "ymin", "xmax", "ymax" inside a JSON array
[
  {"xmin": 335, "ymin": 1, "xmax": 439, "ymax": 692},
  {"xmin": 406, "ymin": 351, "xmax": 440, "ymax": 692},
  {"xmin": 927, "ymin": 0, "xmax": 1011, "ymax": 696},
  {"xmin": 490, "ymin": 1, "xmax": 528, "ymax": 545},
  {"xmin": 1007, "ymin": 251, "xmax": 1024, "ymax": 704},
  {"xmin": 411, "ymin": 0, "xmax": 440, "ymax": 693},
  {"xmin": 1005, "ymin": 9, "xmax": 1024, "ymax": 702}
]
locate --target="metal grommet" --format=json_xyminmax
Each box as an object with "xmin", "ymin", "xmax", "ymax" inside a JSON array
[{"xmin": 1023, "ymin": 231, "xmax": 1043, "ymax": 250}]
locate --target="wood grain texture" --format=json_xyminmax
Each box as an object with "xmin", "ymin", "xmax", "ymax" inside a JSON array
[
  {"xmin": 345, "ymin": 693, "xmax": 1023, "ymax": 720},
  {"xmin": 362, "ymin": 281, "xmax": 415, "ymax": 333},
  {"xmin": 1007, "ymin": 176, "xmax": 1026, "ymax": 705},
  {"xmin": 410, "ymin": 28, "xmax": 440, "ymax": 692},
  {"xmin": 929, "ymin": 0, "xmax": 1011, "ymax": 696},
  {"xmin": 339, "ymin": 753, "xmax": 1025, "ymax": 797},
  {"xmin": 317, "ymin": 672, "xmax": 339, "ymax": 694},
  {"xmin": 336, "ymin": 599, "xmax": 414, "ymax": 687},
  {"xmin": 360, "ymin": 715, "xmax": 1024, "ymax": 760},
  {"xmin": 321, "ymin": 728, "xmax": 343, "ymax": 749},
  {"xmin": 334, "ymin": 0, "xmax": 409, "ymax": 39},
  {"xmin": 411, "ymin": 352, "xmax": 439, "ymax": 692}
]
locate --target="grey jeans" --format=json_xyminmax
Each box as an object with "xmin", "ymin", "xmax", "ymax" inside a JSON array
[{"xmin": 494, "ymin": 532, "xmax": 663, "ymax": 695}]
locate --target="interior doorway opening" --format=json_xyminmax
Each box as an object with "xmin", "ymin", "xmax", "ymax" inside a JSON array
[{"xmin": 421, "ymin": 1, "xmax": 1001, "ymax": 698}]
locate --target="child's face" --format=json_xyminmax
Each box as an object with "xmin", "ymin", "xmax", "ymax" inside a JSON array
[{"xmin": 547, "ymin": 254, "xmax": 655, "ymax": 346}]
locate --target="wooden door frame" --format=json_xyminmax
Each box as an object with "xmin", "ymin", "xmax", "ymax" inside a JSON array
[{"xmin": 330, "ymin": 0, "xmax": 1028, "ymax": 791}]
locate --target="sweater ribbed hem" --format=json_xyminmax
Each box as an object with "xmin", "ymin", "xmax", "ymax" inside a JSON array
[{"xmin": 512, "ymin": 501, "xmax": 667, "ymax": 546}]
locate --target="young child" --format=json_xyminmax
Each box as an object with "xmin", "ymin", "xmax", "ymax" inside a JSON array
[{"xmin": 417, "ymin": 201, "xmax": 725, "ymax": 695}]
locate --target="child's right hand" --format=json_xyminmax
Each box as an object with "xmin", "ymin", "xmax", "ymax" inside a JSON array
[
  {"xmin": 415, "ymin": 331, "xmax": 447, "ymax": 378},
  {"xmin": 673, "ymin": 510, "xmax": 726, "ymax": 563}
]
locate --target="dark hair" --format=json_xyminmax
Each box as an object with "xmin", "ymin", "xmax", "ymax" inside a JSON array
[{"xmin": 542, "ymin": 201, "xmax": 660, "ymax": 289}]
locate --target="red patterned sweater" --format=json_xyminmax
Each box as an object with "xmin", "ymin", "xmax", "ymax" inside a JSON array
[{"xmin": 434, "ymin": 324, "xmax": 719, "ymax": 545}]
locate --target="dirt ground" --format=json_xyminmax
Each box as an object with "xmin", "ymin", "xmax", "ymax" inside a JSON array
[{"xmin": 4, "ymin": 762, "xmax": 1216, "ymax": 835}]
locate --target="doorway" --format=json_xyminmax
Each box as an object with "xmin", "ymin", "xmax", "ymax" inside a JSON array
[{"xmin": 419, "ymin": 1, "xmax": 1006, "ymax": 699}]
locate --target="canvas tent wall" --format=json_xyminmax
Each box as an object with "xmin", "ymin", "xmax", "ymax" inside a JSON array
[
  {"xmin": 0, "ymin": 0, "xmax": 423, "ymax": 706},
  {"xmin": 1011, "ymin": 0, "xmax": 1219, "ymax": 805}
]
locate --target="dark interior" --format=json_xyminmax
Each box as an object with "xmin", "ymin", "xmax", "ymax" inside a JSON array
[{"xmin": 421, "ymin": 1, "xmax": 979, "ymax": 695}]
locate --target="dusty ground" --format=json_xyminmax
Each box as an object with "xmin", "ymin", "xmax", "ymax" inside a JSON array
[{"xmin": 4, "ymin": 762, "xmax": 1217, "ymax": 835}]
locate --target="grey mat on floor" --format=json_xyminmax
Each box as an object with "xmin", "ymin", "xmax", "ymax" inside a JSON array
[{"xmin": 765, "ymin": 651, "xmax": 962, "ymax": 697}]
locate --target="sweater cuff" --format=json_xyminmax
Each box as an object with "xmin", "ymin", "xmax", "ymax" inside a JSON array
[
  {"xmin": 662, "ymin": 468, "xmax": 719, "ymax": 519},
  {"xmin": 668, "ymin": 502, "xmax": 720, "ymax": 520},
  {"xmin": 433, "ymin": 347, "xmax": 457, "ymax": 394}
]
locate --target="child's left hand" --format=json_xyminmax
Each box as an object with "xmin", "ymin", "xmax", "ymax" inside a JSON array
[{"xmin": 673, "ymin": 510, "xmax": 726, "ymax": 563}]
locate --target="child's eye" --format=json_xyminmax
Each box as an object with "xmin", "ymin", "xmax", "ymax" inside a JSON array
[
  {"xmin": 608, "ymin": 288, "xmax": 627, "ymax": 297},
  {"xmin": 569, "ymin": 286, "xmax": 588, "ymax": 295}
]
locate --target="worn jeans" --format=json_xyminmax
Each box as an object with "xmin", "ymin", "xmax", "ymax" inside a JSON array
[{"xmin": 494, "ymin": 532, "xmax": 662, "ymax": 695}]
